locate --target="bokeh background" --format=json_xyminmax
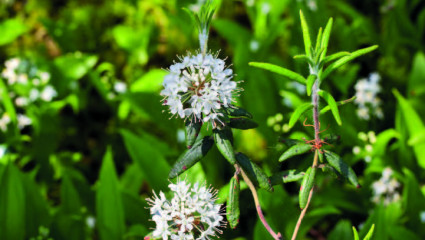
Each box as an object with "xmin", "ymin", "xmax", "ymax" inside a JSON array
[{"xmin": 0, "ymin": 0, "xmax": 425, "ymax": 239}]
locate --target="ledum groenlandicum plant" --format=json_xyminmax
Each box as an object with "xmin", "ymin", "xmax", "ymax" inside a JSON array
[{"xmin": 148, "ymin": 1, "xmax": 378, "ymax": 239}]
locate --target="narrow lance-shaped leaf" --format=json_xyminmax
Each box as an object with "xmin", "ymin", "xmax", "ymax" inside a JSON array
[
  {"xmin": 364, "ymin": 224, "xmax": 375, "ymax": 240},
  {"xmin": 185, "ymin": 121, "xmax": 203, "ymax": 149},
  {"xmin": 269, "ymin": 170, "xmax": 305, "ymax": 185},
  {"xmin": 169, "ymin": 136, "xmax": 214, "ymax": 179},
  {"xmin": 0, "ymin": 78, "xmax": 17, "ymax": 124},
  {"xmin": 322, "ymin": 51, "xmax": 350, "ymax": 64},
  {"xmin": 226, "ymin": 105, "xmax": 253, "ymax": 119},
  {"xmin": 279, "ymin": 143, "xmax": 312, "ymax": 162},
  {"xmin": 320, "ymin": 17, "xmax": 333, "ymax": 61},
  {"xmin": 352, "ymin": 226, "xmax": 360, "ymax": 240},
  {"xmin": 278, "ymin": 138, "xmax": 305, "ymax": 147},
  {"xmin": 321, "ymin": 164, "xmax": 342, "ymax": 179},
  {"xmin": 288, "ymin": 103, "xmax": 313, "ymax": 128},
  {"xmin": 249, "ymin": 62, "xmax": 306, "ymax": 84},
  {"xmin": 213, "ymin": 127, "xmax": 236, "ymax": 164},
  {"xmin": 321, "ymin": 45, "xmax": 378, "ymax": 80},
  {"xmin": 315, "ymin": 27, "xmax": 323, "ymax": 53},
  {"xmin": 299, "ymin": 167, "xmax": 316, "ymax": 209},
  {"xmin": 320, "ymin": 96, "xmax": 356, "ymax": 115},
  {"xmin": 317, "ymin": 90, "xmax": 342, "ymax": 125},
  {"xmin": 226, "ymin": 176, "xmax": 240, "ymax": 229},
  {"xmin": 299, "ymin": 10, "xmax": 312, "ymax": 57},
  {"xmin": 229, "ymin": 118, "xmax": 258, "ymax": 129},
  {"xmin": 96, "ymin": 147, "xmax": 126, "ymax": 240},
  {"xmin": 306, "ymin": 74, "xmax": 316, "ymax": 96},
  {"xmin": 235, "ymin": 153, "xmax": 273, "ymax": 192},
  {"xmin": 324, "ymin": 150, "xmax": 360, "ymax": 188}
]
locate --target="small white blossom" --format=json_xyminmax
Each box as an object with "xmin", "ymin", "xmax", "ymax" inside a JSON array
[
  {"xmin": 161, "ymin": 52, "xmax": 241, "ymax": 128},
  {"xmin": 371, "ymin": 167, "xmax": 401, "ymax": 205},
  {"xmin": 146, "ymin": 180, "xmax": 224, "ymax": 240},
  {"xmin": 17, "ymin": 114, "xmax": 32, "ymax": 129},
  {"xmin": 0, "ymin": 114, "xmax": 11, "ymax": 131},
  {"xmin": 40, "ymin": 72, "xmax": 51, "ymax": 83},
  {"xmin": 40, "ymin": 85, "xmax": 58, "ymax": 102},
  {"xmin": 354, "ymin": 72, "xmax": 383, "ymax": 120},
  {"xmin": 85, "ymin": 216, "xmax": 96, "ymax": 229},
  {"xmin": 114, "ymin": 82, "xmax": 127, "ymax": 93},
  {"xmin": 15, "ymin": 97, "xmax": 29, "ymax": 107}
]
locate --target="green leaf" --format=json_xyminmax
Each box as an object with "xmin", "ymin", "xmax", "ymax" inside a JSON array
[
  {"xmin": 306, "ymin": 74, "xmax": 316, "ymax": 96},
  {"xmin": 324, "ymin": 150, "xmax": 359, "ymax": 188},
  {"xmin": 322, "ymin": 164, "xmax": 342, "ymax": 179},
  {"xmin": 185, "ymin": 121, "xmax": 203, "ymax": 149},
  {"xmin": 120, "ymin": 129, "xmax": 170, "ymax": 189},
  {"xmin": 226, "ymin": 105, "xmax": 253, "ymax": 119},
  {"xmin": 323, "ymin": 52, "xmax": 350, "ymax": 64},
  {"xmin": 288, "ymin": 103, "xmax": 313, "ymax": 128},
  {"xmin": 54, "ymin": 53, "xmax": 98, "ymax": 81},
  {"xmin": 130, "ymin": 69, "xmax": 167, "ymax": 93},
  {"xmin": 227, "ymin": 176, "xmax": 240, "ymax": 229},
  {"xmin": 320, "ymin": 96, "xmax": 356, "ymax": 115},
  {"xmin": 352, "ymin": 226, "xmax": 360, "ymax": 240},
  {"xmin": 213, "ymin": 127, "xmax": 236, "ymax": 165},
  {"xmin": 235, "ymin": 153, "xmax": 273, "ymax": 192},
  {"xmin": 299, "ymin": 167, "xmax": 316, "ymax": 209},
  {"xmin": 393, "ymin": 89, "xmax": 425, "ymax": 168},
  {"xmin": 61, "ymin": 174, "xmax": 82, "ymax": 214},
  {"xmin": 320, "ymin": 17, "xmax": 333, "ymax": 61},
  {"xmin": 269, "ymin": 170, "xmax": 305, "ymax": 185},
  {"xmin": 96, "ymin": 147, "xmax": 126, "ymax": 240},
  {"xmin": 299, "ymin": 10, "xmax": 312, "ymax": 57},
  {"xmin": 279, "ymin": 143, "xmax": 312, "ymax": 162},
  {"xmin": 249, "ymin": 62, "xmax": 306, "ymax": 84},
  {"xmin": 321, "ymin": 45, "xmax": 378, "ymax": 80},
  {"xmin": 317, "ymin": 90, "xmax": 342, "ymax": 125},
  {"xmin": 0, "ymin": 78, "xmax": 17, "ymax": 125},
  {"xmin": 315, "ymin": 27, "xmax": 323, "ymax": 53},
  {"xmin": 168, "ymin": 136, "xmax": 214, "ymax": 179},
  {"xmin": 228, "ymin": 118, "xmax": 258, "ymax": 129},
  {"xmin": 0, "ymin": 163, "xmax": 26, "ymax": 240},
  {"xmin": 328, "ymin": 220, "xmax": 352, "ymax": 240},
  {"xmin": 0, "ymin": 18, "xmax": 28, "ymax": 46}
]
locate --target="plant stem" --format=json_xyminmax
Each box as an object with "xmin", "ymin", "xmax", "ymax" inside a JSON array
[
  {"xmin": 234, "ymin": 164, "xmax": 282, "ymax": 240},
  {"xmin": 291, "ymin": 77, "xmax": 321, "ymax": 240}
]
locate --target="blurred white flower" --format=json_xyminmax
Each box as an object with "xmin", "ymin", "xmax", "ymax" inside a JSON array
[
  {"xmin": 17, "ymin": 114, "xmax": 32, "ymax": 129},
  {"xmin": 246, "ymin": 0, "xmax": 255, "ymax": 7},
  {"xmin": 146, "ymin": 180, "xmax": 224, "ymax": 240},
  {"xmin": 371, "ymin": 167, "xmax": 401, "ymax": 205},
  {"xmin": 261, "ymin": 2, "xmax": 271, "ymax": 14},
  {"xmin": 0, "ymin": 114, "xmax": 11, "ymax": 131},
  {"xmin": 420, "ymin": 211, "xmax": 425, "ymax": 223},
  {"xmin": 307, "ymin": 0, "xmax": 317, "ymax": 11},
  {"xmin": 40, "ymin": 85, "xmax": 58, "ymax": 102},
  {"xmin": 85, "ymin": 216, "xmax": 96, "ymax": 229},
  {"xmin": 354, "ymin": 72, "xmax": 383, "ymax": 120},
  {"xmin": 15, "ymin": 97, "xmax": 29, "ymax": 107},
  {"xmin": 161, "ymin": 52, "xmax": 240, "ymax": 128},
  {"xmin": 40, "ymin": 72, "xmax": 51, "ymax": 83},
  {"xmin": 17, "ymin": 74, "xmax": 28, "ymax": 85},
  {"xmin": 113, "ymin": 82, "xmax": 127, "ymax": 93},
  {"xmin": 29, "ymin": 89, "xmax": 40, "ymax": 101},
  {"xmin": 249, "ymin": 40, "xmax": 260, "ymax": 52}
]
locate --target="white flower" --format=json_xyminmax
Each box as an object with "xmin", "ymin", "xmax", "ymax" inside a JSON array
[
  {"xmin": 0, "ymin": 114, "xmax": 11, "ymax": 131},
  {"xmin": 15, "ymin": 97, "xmax": 29, "ymax": 107},
  {"xmin": 40, "ymin": 85, "xmax": 57, "ymax": 102},
  {"xmin": 85, "ymin": 216, "xmax": 96, "ymax": 229},
  {"xmin": 114, "ymin": 82, "xmax": 127, "ymax": 93},
  {"xmin": 371, "ymin": 167, "xmax": 401, "ymax": 205},
  {"xmin": 29, "ymin": 89, "xmax": 40, "ymax": 101},
  {"xmin": 17, "ymin": 114, "xmax": 32, "ymax": 129},
  {"xmin": 161, "ymin": 52, "xmax": 240, "ymax": 127},
  {"xmin": 146, "ymin": 180, "xmax": 224, "ymax": 240},
  {"xmin": 354, "ymin": 72, "xmax": 383, "ymax": 120},
  {"xmin": 261, "ymin": 2, "xmax": 271, "ymax": 14},
  {"xmin": 40, "ymin": 72, "xmax": 51, "ymax": 83}
]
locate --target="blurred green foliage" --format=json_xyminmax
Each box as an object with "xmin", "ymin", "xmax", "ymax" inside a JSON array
[{"xmin": 0, "ymin": 0, "xmax": 425, "ymax": 239}]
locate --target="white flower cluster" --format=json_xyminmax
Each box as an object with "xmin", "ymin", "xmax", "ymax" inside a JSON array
[
  {"xmin": 352, "ymin": 131, "xmax": 377, "ymax": 163},
  {"xmin": 161, "ymin": 53, "xmax": 239, "ymax": 127},
  {"xmin": 371, "ymin": 167, "xmax": 401, "ymax": 205},
  {"xmin": 354, "ymin": 72, "xmax": 384, "ymax": 120},
  {"xmin": 146, "ymin": 180, "xmax": 224, "ymax": 240},
  {"xmin": 0, "ymin": 58, "xmax": 57, "ymax": 132}
]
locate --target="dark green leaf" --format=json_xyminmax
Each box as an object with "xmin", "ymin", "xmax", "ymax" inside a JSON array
[
  {"xmin": 168, "ymin": 136, "xmax": 214, "ymax": 179},
  {"xmin": 269, "ymin": 170, "xmax": 305, "ymax": 185},
  {"xmin": 0, "ymin": 163, "xmax": 26, "ymax": 240},
  {"xmin": 226, "ymin": 105, "xmax": 253, "ymax": 119},
  {"xmin": 299, "ymin": 167, "xmax": 316, "ymax": 209},
  {"xmin": 185, "ymin": 121, "xmax": 203, "ymax": 149},
  {"xmin": 214, "ymin": 127, "xmax": 236, "ymax": 165},
  {"xmin": 320, "ymin": 96, "xmax": 356, "ymax": 115},
  {"xmin": 61, "ymin": 174, "xmax": 82, "ymax": 214},
  {"xmin": 324, "ymin": 151, "xmax": 360, "ymax": 188},
  {"xmin": 96, "ymin": 147, "xmax": 126, "ymax": 240},
  {"xmin": 249, "ymin": 62, "xmax": 306, "ymax": 84},
  {"xmin": 227, "ymin": 176, "xmax": 240, "ymax": 229},
  {"xmin": 279, "ymin": 143, "xmax": 312, "ymax": 162},
  {"xmin": 229, "ymin": 118, "xmax": 258, "ymax": 129},
  {"xmin": 289, "ymin": 103, "xmax": 313, "ymax": 128},
  {"xmin": 306, "ymin": 74, "xmax": 316, "ymax": 96},
  {"xmin": 235, "ymin": 153, "xmax": 273, "ymax": 192},
  {"xmin": 318, "ymin": 90, "xmax": 342, "ymax": 125}
]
